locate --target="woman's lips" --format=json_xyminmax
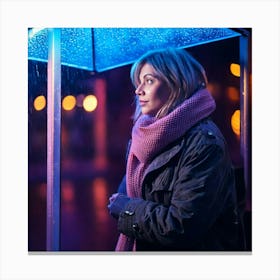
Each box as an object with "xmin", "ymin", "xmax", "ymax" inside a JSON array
[{"xmin": 139, "ymin": 100, "xmax": 148, "ymax": 106}]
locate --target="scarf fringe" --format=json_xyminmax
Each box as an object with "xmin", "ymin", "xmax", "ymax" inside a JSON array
[{"xmin": 115, "ymin": 233, "xmax": 136, "ymax": 251}]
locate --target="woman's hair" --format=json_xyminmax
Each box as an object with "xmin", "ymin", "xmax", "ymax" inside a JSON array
[{"xmin": 130, "ymin": 48, "xmax": 208, "ymax": 121}]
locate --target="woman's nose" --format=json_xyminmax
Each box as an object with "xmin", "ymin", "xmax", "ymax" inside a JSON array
[{"xmin": 135, "ymin": 84, "xmax": 144, "ymax": 95}]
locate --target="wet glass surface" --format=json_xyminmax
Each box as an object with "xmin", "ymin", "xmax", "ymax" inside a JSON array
[
  {"xmin": 28, "ymin": 28, "xmax": 240, "ymax": 72},
  {"xmin": 28, "ymin": 28, "xmax": 94, "ymax": 70},
  {"xmin": 93, "ymin": 28, "xmax": 240, "ymax": 71}
]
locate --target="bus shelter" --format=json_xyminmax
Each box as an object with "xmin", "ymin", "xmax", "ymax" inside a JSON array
[{"xmin": 28, "ymin": 27, "xmax": 251, "ymax": 251}]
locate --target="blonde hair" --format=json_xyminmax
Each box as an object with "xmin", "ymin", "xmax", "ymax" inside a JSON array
[{"xmin": 130, "ymin": 48, "xmax": 208, "ymax": 121}]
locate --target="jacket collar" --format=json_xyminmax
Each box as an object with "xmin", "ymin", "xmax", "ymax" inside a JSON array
[{"xmin": 143, "ymin": 136, "xmax": 186, "ymax": 180}]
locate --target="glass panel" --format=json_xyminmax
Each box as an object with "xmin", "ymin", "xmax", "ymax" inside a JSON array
[
  {"xmin": 93, "ymin": 28, "xmax": 240, "ymax": 71},
  {"xmin": 28, "ymin": 28, "xmax": 94, "ymax": 71},
  {"xmin": 28, "ymin": 28, "xmax": 240, "ymax": 72}
]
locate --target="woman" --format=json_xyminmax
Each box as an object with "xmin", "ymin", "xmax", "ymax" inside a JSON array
[{"xmin": 108, "ymin": 48, "xmax": 245, "ymax": 251}]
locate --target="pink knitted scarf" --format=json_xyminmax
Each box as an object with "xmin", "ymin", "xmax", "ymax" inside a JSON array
[{"xmin": 115, "ymin": 89, "xmax": 216, "ymax": 251}]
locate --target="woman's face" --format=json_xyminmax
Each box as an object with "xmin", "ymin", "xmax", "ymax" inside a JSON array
[{"xmin": 135, "ymin": 63, "xmax": 170, "ymax": 116}]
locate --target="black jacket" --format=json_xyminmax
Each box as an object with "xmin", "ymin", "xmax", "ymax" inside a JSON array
[{"xmin": 117, "ymin": 118, "xmax": 246, "ymax": 251}]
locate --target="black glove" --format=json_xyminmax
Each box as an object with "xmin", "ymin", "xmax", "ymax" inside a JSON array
[{"xmin": 108, "ymin": 193, "xmax": 131, "ymax": 219}]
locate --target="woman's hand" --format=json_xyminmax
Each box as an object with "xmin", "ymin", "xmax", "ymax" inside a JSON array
[{"xmin": 107, "ymin": 193, "xmax": 131, "ymax": 219}]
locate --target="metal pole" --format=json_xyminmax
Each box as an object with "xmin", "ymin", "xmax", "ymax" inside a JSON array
[
  {"xmin": 46, "ymin": 28, "xmax": 61, "ymax": 251},
  {"xmin": 239, "ymin": 29, "xmax": 252, "ymax": 207}
]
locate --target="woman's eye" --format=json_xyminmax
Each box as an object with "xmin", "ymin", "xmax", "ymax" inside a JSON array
[{"xmin": 146, "ymin": 78, "xmax": 153, "ymax": 84}]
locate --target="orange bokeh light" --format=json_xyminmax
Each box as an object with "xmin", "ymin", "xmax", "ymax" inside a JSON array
[
  {"xmin": 83, "ymin": 95, "xmax": 98, "ymax": 112},
  {"xmin": 34, "ymin": 95, "xmax": 46, "ymax": 111},
  {"xmin": 62, "ymin": 95, "xmax": 76, "ymax": 111},
  {"xmin": 231, "ymin": 109, "xmax": 240, "ymax": 136},
  {"xmin": 227, "ymin": 86, "xmax": 239, "ymax": 102},
  {"xmin": 230, "ymin": 63, "xmax": 240, "ymax": 77}
]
